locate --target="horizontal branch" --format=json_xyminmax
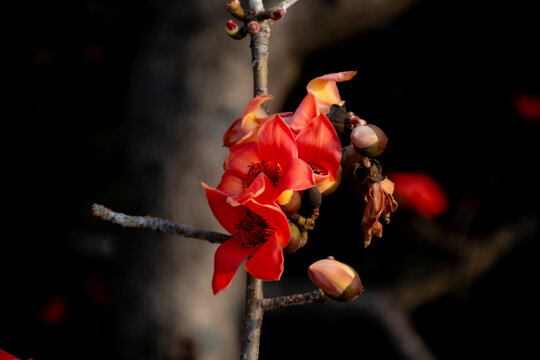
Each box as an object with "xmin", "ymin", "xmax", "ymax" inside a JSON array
[
  {"xmin": 91, "ymin": 204, "xmax": 230, "ymax": 244},
  {"xmin": 261, "ymin": 288, "xmax": 331, "ymax": 311}
]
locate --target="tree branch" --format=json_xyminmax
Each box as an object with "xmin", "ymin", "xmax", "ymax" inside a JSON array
[
  {"xmin": 240, "ymin": 275, "xmax": 264, "ymax": 360},
  {"xmin": 276, "ymin": 0, "xmax": 299, "ymax": 11},
  {"xmin": 261, "ymin": 289, "xmax": 331, "ymax": 311},
  {"xmin": 91, "ymin": 204, "xmax": 230, "ymax": 244}
]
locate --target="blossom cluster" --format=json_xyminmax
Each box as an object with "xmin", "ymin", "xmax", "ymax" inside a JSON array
[{"xmin": 203, "ymin": 72, "xmax": 356, "ymax": 294}]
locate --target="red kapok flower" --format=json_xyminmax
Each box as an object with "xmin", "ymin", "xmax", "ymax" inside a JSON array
[
  {"xmin": 218, "ymin": 115, "xmax": 315, "ymax": 205},
  {"xmin": 223, "ymin": 71, "xmax": 356, "ymax": 147},
  {"xmin": 202, "ymin": 184, "xmax": 290, "ymax": 294},
  {"xmin": 296, "ymin": 112, "xmax": 342, "ymax": 195}
]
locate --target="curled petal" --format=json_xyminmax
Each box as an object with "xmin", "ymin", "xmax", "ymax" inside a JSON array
[
  {"xmin": 241, "ymin": 95, "xmax": 273, "ymax": 133},
  {"xmin": 218, "ymin": 171, "xmax": 269, "ymax": 204},
  {"xmin": 213, "ymin": 238, "xmax": 255, "ymax": 294},
  {"xmin": 307, "ymin": 71, "xmax": 357, "ymax": 114},
  {"xmin": 245, "ymin": 235, "xmax": 284, "ymax": 281}
]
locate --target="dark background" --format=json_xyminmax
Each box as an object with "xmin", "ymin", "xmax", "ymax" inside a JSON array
[{"xmin": 1, "ymin": 0, "xmax": 539, "ymax": 359}]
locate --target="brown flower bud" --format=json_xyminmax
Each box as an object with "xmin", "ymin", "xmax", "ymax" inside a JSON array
[
  {"xmin": 308, "ymin": 259, "xmax": 364, "ymax": 301},
  {"xmin": 350, "ymin": 124, "xmax": 388, "ymax": 158},
  {"xmin": 305, "ymin": 186, "xmax": 322, "ymax": 211},
  {"xmin": 278, "ymin": 191, "xmax": 301, "ymax": 217},
  {"xmin": 284, "ymin": 221, "xmax": 307, "ymax": 254},
  {"xmin": 270, "ymin": 8, "xmax": 285, "ymax": 20}
]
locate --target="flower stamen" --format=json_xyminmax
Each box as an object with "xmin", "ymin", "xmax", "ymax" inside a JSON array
[
  {"xmin": 242, "ymin": 160, "xmax": 282, "ymax": 190},
  {"xmin": 234, "ymin": 210, "xmax": 274, "ymax": 249}
]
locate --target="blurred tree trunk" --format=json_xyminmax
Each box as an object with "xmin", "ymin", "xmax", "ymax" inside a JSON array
[{"xmin": 116, "ymin": 0, "xmax": 418, "ymax": 359}]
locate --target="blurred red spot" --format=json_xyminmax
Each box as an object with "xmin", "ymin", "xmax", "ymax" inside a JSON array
[
  {"xmin": 0, "ymin": 349, "xmax": 20, "ymax": 360},
  {"xmin": 512, "ymin": 93, "xmax": 540, "ymax": 123},
  {"xmin": 390, "ymin": 171, "xmax": 448, "ymax": 218},
  {"xmin": 37, "ymin": 294, "xmax": 67, "ymax": 325},
  {"xmin": 84, "ymin": 275, "xmax": 111, "ymax": 310},
  {"xmin": 83, "ymin": 43, "xmax": 103, "ymax": 62}
]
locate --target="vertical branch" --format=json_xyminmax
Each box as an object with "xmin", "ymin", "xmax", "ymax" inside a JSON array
[
  {"xmin": 250, "ymin": 21, "xmax": 271, "ymax": 96},
  {"xmin": 240, "ymin": 275, "xmax": 264, "ymax": 360},
  {"xmin": 241, "ymin": 3, "xmax": 266, "ymax": 358}
]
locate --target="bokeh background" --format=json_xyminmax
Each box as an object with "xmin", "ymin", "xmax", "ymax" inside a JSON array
[{"xmin": 1, "ymin": 0, "xmax": 539, "ymax": 359}]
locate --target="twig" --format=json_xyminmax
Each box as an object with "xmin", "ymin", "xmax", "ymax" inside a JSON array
[
  {"xmin": 91, "ymin": 204, "xmax": 230, "ymax": 244},
  {"xmin": 262, "ymin": 289, "xmax": 331, "ymax": 311},
  {"xmin": 354, "ymin": 293, "xmax": 437, "ymax": 360}
]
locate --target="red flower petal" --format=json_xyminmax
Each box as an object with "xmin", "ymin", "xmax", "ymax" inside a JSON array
[
  {"xmin": 307, "ymin": 71, "xmax": 357, "ymax": 114},
  {"xmin": 0, "ymin": 349, "xmax": 21, "ymax": 360},
  {"xmin": 223, "ymin": 118, "xmax": 245, "ymax": 147},
  {"xmin": 257, "ymin": 115, "xmax": 298, "ymax": 167},
  {"xmin": 202, "ymin": 183, "xmax": 251, "ymax": 234},
  {"xmin": 225, "ymin": 141, "xmax": 261, "ymax": 175},
  {"xmin": 241, "ymin": 95, "xmax": 273, "ymax": 132},
  {"xmin": 216, "ymin": 171, "xmax": 244, "ymax": 198},
  {"xmin": 296, "ymin": 113, "xmax": 342, "ymax": 180},
  {"xmin": 212, "ymin": 238, "xmax": 255, "ymax": 294},
  {"xmin": 288, "ymin": 93, "xmax": 318, "ymax": 133},
  {"xmin": 279, "ymin": 157, "xmax": 316, "ymax": 195},
  {"xmin": 244, "ymin": 235, "xmax": 284, "ymax": 281}
]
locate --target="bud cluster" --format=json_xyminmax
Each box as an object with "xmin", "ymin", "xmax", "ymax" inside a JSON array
[
  {"xmin": 326, "ymin": 102, "xmax": 398, "ymax": 247},
  {"xmin": 225, "ymin": 0, "xmax": 286, "ymax": 40}
]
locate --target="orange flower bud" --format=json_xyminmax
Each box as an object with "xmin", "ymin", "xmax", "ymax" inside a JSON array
[{"xmin": 308, "ymin": 258, "xmax": 364, "ymax": 301}]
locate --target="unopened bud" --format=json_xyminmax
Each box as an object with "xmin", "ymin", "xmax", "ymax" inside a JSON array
[
  {"xmin": 226, "ymin": 20, "xmax": 239, "ymax": 35},
  {"xmin": 270, "ymin": 8, "xmax": 285, "ymax": 20},
  {"xmin": 350, "ymin": 124, "xmax": 388, "ymax": 158},
  {"xmin": 278, "ymin": 191, "xmax": 301, "ymax": 217},
  {"xmin": 225, "ymin": 20, "xmax": 249, "ymax": 40},
  {"xmin": 226, "ymin": 0, "xmax": 246, "ymax": 20},
  {"xmin": 247, "ymin": 21, "xmax": 261, "ymax": 35},
  {"xmin": 305, "ymin": 186, "xmax": 322, "ymax": 211},
  {"xmin": 284, "ymin": 221, "xmax": 307, "ymax": 254},
  {"xmin": 308, "ymin": 259, "xmax": 364, "ymax": 301}
]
